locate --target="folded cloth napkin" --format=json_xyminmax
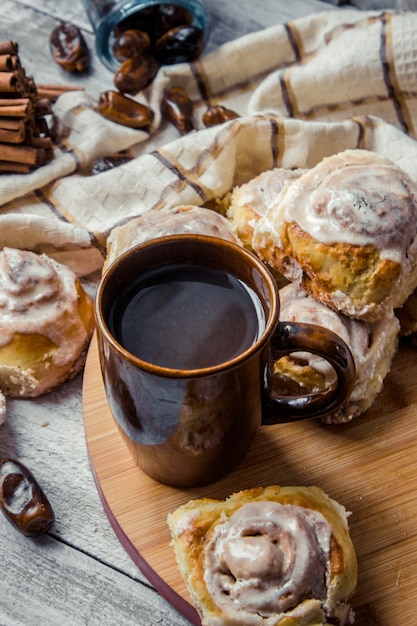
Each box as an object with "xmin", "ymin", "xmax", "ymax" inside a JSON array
[{"xmin": 1, "ymin": 8, "xmax": 417, "ymax": 277}]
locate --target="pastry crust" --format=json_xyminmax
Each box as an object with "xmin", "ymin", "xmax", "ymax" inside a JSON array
[
  {"xmin": 168, "ymin": 485, "xmax": 357, "ymax": 626},
  {"xmin": 105, "ymin": 204, "xmax": 241, "ymax": 269},
  {"xmin": 275, "ymin": 283, "xmax": 400, "ymax": 423},
  {"xmin": 0, "ymin": 247, "xmax": 95, "ymax": 397},
  {"xmin": 227, "ymin": 168, "xmax": 306, "ymax": 250},
  {"xmin": 252, "ymin": 150, "xmax": 417, "ymax": 321}
]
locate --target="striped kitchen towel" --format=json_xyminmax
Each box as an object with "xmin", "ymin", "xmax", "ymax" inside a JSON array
[{"xmin": 0, "ymin": 9, "xmax": 417, "ymax": 276}]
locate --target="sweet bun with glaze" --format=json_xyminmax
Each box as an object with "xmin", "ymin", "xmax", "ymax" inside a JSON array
[
  {"xmin": 227, "ymin": 167, "xmax": 306, "ymax": 250},
  {"xmin": 168, "ymin": 485, "xmax": 357, "ymax": 626},
  {"xmin": 252, "ymin": 149, "xmax": 417, "ymax": 322},
  {"xmin": 0, "ymin": 247, "xmax": 95, "ymax": 398},
  {"xmin": 105, "ymin": 205, "xmax": 241, "ymax": 270},
  {"xmin": 275, "ymin": 283, "xmax": 400, "ymax": 423}
]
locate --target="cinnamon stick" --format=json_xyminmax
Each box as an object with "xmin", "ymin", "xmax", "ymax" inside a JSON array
[
  {"xmin": 36, "ymin": 83, "xmax": 85, "ymax": 102},
  {"xmin": 0, "ymin": 142, "xmax": 41, "ymax": 165},
  {"xmin": 0, "ymin": 54, "xmax": 20, "ymax": 72},
  {"xmin": 0, "ymin": 71, "xmax": 24, "ymax": 93},
  {"xmin": 0, "ymin": 119, "xmax": 26, "ymax": 143},
  {"xmin": 0, "ymin": 160, "xmax": 32, "ymax": 173},
  {"xmin": 0, "ymin": 39, "xmax": 54, "ymax": 173},
  {"xmin": 0, "ymin": 97, "xmax": 30, "ymax": 117},
  {"xmin": 0, "ymin": 118, "xmax": 25, "ymax": 131},
  {"xmin": 0, "ymin": 41, "xmax": 18, "ymax": 56}
]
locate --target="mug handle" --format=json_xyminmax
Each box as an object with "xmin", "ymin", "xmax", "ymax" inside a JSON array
[{"xmin": 262, "ymin": 321, "xmax": 356, "ymax": 424}]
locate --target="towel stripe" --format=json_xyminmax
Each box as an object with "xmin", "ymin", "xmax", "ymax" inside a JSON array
[
  {"xmin": 34, "ymin": 188, "xmax": 107, "ymax": 256},
  {"xmin": 151, "ymin": 150, "xmax": 207, "ymax": 201},
  {"xmin": 380, "ymin": 13, "xmax": 413, "ymax": 135}
]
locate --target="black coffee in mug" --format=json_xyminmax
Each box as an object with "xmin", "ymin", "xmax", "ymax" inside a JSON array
[
  {"xmin": 109, "ymin": 262, "xmax": 266, "ymax": 370},
  {"xmin": 96, "ymin": 235, "xmax": 355, "ymax": 487}
]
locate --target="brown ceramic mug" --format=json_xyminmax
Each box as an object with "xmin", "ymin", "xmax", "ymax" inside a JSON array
[{"xmin": 95, "ymin": 235, "xmax": 355, "ymax": 487}]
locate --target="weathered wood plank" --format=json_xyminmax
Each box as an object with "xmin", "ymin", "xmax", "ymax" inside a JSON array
[{"xmin": 0, "ymin": 519, "xmax": 190, "ymax": 625}]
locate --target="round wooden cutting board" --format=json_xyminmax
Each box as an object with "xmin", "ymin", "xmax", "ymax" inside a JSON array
[{"xmin": 83, "ymin": 333, "xmax": 417, "ymax": 626}]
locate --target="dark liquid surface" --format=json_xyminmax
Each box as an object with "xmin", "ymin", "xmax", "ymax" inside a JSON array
[{"xmin": 109, "ymin": 263, "xmax": 265, "ymax": 370}]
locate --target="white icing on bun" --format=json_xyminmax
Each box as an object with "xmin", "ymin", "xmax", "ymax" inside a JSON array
[{"xmin": 0, "ymin": 248, "xmax": 95, "ymax": 397}]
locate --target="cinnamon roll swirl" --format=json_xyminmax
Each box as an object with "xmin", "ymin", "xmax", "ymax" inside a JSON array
[
  {"xmin": 252, "ymin": 149, "xmax": 417, "ymax": 321},
  {"xmin": 168, "ymin": 485, "xmax": 357, "ymax": 626},
  {"xmin": 0, "ymin": 247, "xmax": 95, "ymax": 397},
  {"xmin": 275, "ymin": 283, "xmax": 400, "ymax": 423}
]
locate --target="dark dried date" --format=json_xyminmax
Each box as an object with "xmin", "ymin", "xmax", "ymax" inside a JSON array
[
  {"xmin": 161, "ymin": 85, "xmax": 194, "ymax": 135},
  {"xmin": 112, "ymin": 29, "xmax": 150, "ymax": 62},
  {"xmin": 50, "ymin": 22, "xmax": 89, "ymax": 73},
  {"xmin": 115, "ymin": 6, "xmax": 159, "ymax": 40},
  {"xmin": 202, "ymin": 104, "xmax": 240, "ymax": 127},
  {"xmin": 154, "ymin": 24, "xmax": 204, "ymax": 64},
  {"xmin": 154, "ymin": 4, "xmax": 193, "ymax": 40},
  {"xmin": 98, "ymin": 90, "xmax": 154, "ymax": 129},
  {"xmin": 110, "ymin": 4, "xmax": 205, "ymax": 97},
  {"xmin": 0, "ymin": 458, "xmax": 55, "ymax": 537},
  {"xmin": 114, "ymin": 55, "xmax": 159, "ymax": 95}
]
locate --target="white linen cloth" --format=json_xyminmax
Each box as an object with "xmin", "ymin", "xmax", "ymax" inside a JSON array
[{"xmin": 1, "ymin": 9, "xmax": 417, "ymax": 276}]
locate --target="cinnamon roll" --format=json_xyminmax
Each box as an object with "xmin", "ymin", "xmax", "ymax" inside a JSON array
[
  {"xmin": 0, "ymin": 247, "xmax": 95, "ymax": 397},
  {"xmin": 252, "ymin": 149, "xmax": 417, "ymax": 322},
  {"xmin": 275, "ymin": 283, "xmax": 400, "ymax": 423},
  {"xmin": 227, "ymin": 168, "xmax": 306, "ymax": 250},
  {"xmin": 168, "ymin": 485, "xmax": 357, "ymax": 626},
  {"xmin": 105, "ymin": 205, "xmax": 241, "ymax": 269}
]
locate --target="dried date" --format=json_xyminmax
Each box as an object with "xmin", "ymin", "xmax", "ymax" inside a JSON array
[
  {"xmin": 154, "ymin": 4, "xmax": 193, "ymax": 40},
  {"xmin": 0, "ymin": 458, "xmax": 55, "ymax": 537},
  {"xmin": 112, "ymin": 29, "xmax": 151, "ymax": 62},
  {"xmin": 161, "ymin": 86, "xmax": 194, "ymax": 135},
  {"xmin": 98, "ymin": 90, "xmax": 154, "ymax": 129},
  {"xmin": 202, "ymin": 105, "xmax": 240, "ymax": 127},
  {"xmin": 110, "ymin": 4, "xmax": 206, "ymax": 97},
  {"xmin": 115, "ymin": 6, "xmax": 159, "ymax": 40},
  {"xmin": 114, "ymin": 54, "xmax": 159, "ymax": 95},
  {"xmin": 154, "ymin": 24, "xmax": 204, "ymax": 64},
  {"xmin": 50, "ymin": 22, "xmax": 89, "ymax": 73}
]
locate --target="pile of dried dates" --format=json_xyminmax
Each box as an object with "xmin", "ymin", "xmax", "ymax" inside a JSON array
[
  {"xmin": 97, "ymin": 3, "xmax": 208, "ymax": 133},
  {"xmin": 49, "ymin": 5, "xmax": 240, "ymax": 173},
  {"xmin": 112, "ymin": 3, "xmax": 205, "ymax": 95}
]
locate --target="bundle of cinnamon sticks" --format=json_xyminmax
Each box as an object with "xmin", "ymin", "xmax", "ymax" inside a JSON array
[{"xmin": 0, "ymin": 40, "xmax": 55, "ymax": 174}]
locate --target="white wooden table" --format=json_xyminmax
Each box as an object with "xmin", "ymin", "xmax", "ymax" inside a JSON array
[{"xmin": 0, "ymin": 1, "xmax": 390, "ymax": 624}]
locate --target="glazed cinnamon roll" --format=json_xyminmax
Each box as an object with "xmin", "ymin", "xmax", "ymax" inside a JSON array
[
  {"xmin": 168, "ymin": 485, "xmax": 357, "ymax": 626},
  {"xmin": 227, "ymin": 168, "xmax": 306, "ymax": 250},
  {"xmin": 105, "ymin": 205, "xmax": 241, "ymax": 269},
  {"xmin": 252, "ymin": 149, "xmax": 417, "ymax": 322},
  {"xmin": 275, "ymin": 283, "xmax": 400, "ymax": 423},
  {"xmin": 0, "ymin": 247, "xmax": 95, "ymax": 397}
]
